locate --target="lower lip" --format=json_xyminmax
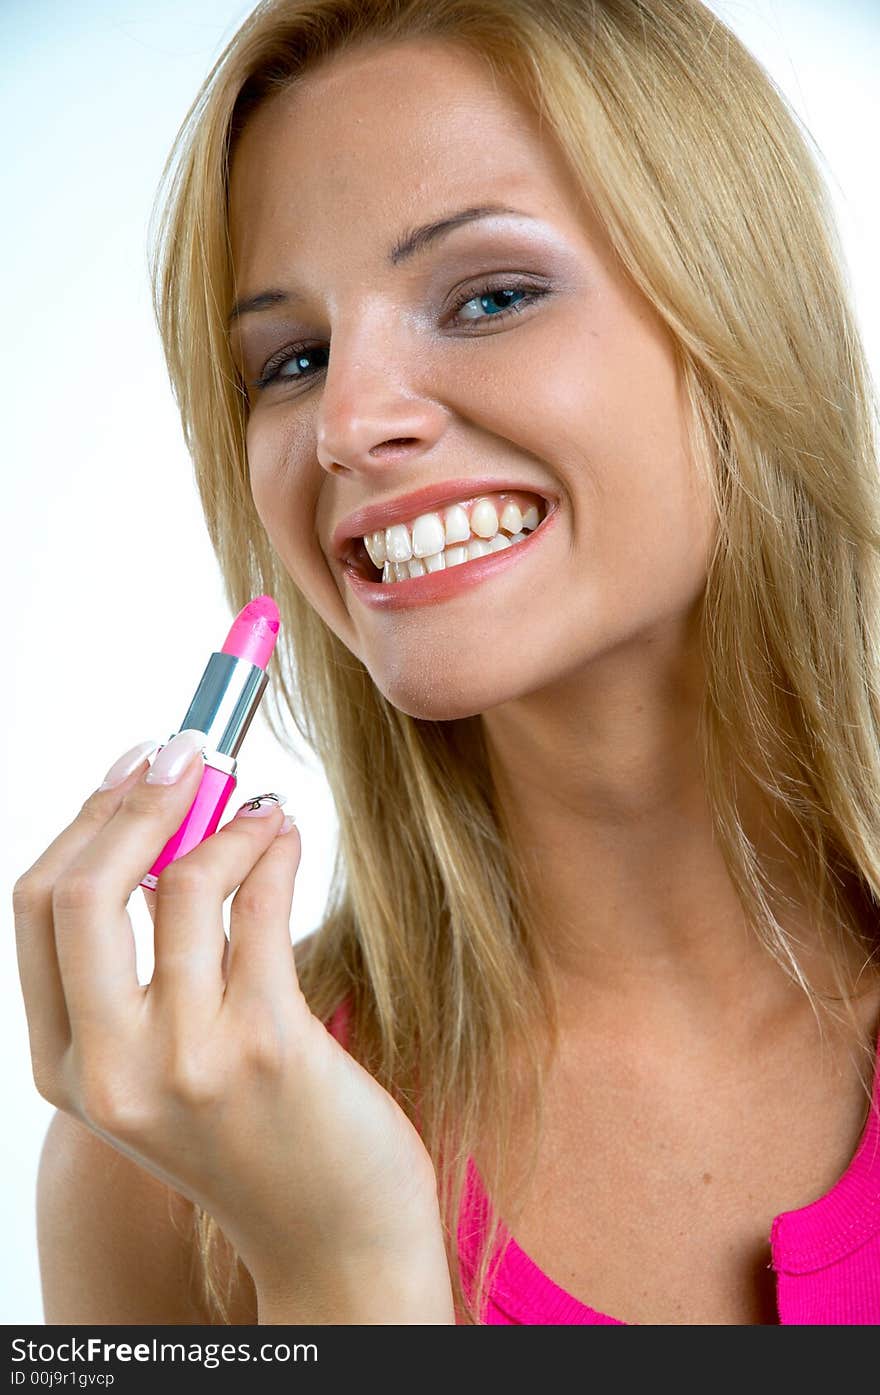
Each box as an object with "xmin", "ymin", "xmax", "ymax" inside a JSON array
[{"xmin": 342, "ymin": 501, "xmax": 560, "ymax": 611}]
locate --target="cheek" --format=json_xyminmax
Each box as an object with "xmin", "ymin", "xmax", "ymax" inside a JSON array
[
  {"xmin": 574, "ymin": 331, "xmax": 714, "ymax": 612},
  {"xmin": 246, "ymin": 422, "xmax": 316, "ymax": 578},
  {"xmin": 244, "ymin": 418, "xmax": 358, "ymax": 644},
  {"xmin": 448, "ymin": 311, "xmax": 599, "ymax": 485},
  {"xmin": 249, "ymin": 459, "xmax": 287, "ymax": 537}
]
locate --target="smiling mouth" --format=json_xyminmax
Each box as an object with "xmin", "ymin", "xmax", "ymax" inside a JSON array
[{"xmin": 343, "ymin": 492, "xmax": 551, "ymax": 584}]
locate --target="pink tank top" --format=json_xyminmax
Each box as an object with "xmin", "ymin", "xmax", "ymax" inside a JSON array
[{"xmin": 325, "ymin": 998, "xmax": 880, "ymax": 1323}]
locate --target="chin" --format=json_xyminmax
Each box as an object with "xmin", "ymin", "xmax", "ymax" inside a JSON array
[
  {"xmin": 370, "ymin": 670, "xmax": 491, "ymax": 722},
  {"xmin": 373, "ymin": 661, "xmax": 532, "ymax": 722},
  {"xmin": 378, "ymin": 686, "xmax": 487, "ymax": 723}
]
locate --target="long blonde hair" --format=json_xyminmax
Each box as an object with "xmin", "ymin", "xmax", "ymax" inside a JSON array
[{"xmin": 148, "ymin": 0, "xmax": 880, "ymax": 1323}]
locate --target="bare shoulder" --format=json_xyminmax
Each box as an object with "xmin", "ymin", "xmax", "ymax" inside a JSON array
[{"xmin": 37, "ymin": 1110, "xmax": 257, "ymax": 1325}]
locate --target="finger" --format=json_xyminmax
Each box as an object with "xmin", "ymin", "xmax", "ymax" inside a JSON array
[
  {"xmin": 17, "ymin": 741, "xmax": 160, "ymax": 903},
  {"xmin": 145, "ymin": 882, "xmax": 230, "ymax": 982},
  {"xmin": 224, "ymin": 815, "xmax": 302, "ymax": 1009},
  {"xmin": 53, "ymin": 736, "xmax": 207, "ymax": 1030},
  {"xmin": 148, "ymin": 794, "xmax": 289, "ymax": 1022},
  {"xmin": 13, "ymin": 880, "xmax": 72, "ymax": 1088},
  {"xmin": 13, "ymin": 744, "xmax": 159, "ymax": 1078}
]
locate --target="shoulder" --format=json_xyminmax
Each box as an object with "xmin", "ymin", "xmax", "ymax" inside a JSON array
[{"xmin": 37, "ymin": 1109, "xmax": 257, "ymax": 1324}]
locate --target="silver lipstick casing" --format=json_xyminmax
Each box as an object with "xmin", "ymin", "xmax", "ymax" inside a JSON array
[
  {"xmin": 164, "ymin": 650, "xmax": 269, "ymax": 775},
  {"xmin": 139, "ymin": 652, "xmax": 269, "ymax": 891}
]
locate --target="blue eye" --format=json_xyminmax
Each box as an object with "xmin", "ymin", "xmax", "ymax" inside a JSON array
[{"xmin": 250, "ymin": 278, "xmax": 549, "ymax": 391}]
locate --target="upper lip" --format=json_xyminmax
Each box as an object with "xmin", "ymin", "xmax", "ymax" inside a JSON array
[{"xmin": 331, "ymin": 476, "xmax": 553, "ymax": 563}]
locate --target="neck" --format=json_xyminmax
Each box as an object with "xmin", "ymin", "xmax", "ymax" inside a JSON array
[{"xmin": 480, "ymin": 618, "xmax": 871, "ymax": 1043}]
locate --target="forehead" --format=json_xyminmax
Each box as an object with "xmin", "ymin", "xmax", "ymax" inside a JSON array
[{"xmin": 227, "ymin": 38, "xmax": 587, "ymax": 282}]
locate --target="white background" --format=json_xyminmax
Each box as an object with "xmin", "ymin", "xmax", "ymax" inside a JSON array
[{"xmin": 2, "ymin": 0, "xmax": 877, "ymax": 1324}]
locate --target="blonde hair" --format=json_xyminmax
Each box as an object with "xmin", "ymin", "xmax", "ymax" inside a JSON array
[{"xmin": 148, "ymin": 0, "xmax": 880, "ymax": 1323}]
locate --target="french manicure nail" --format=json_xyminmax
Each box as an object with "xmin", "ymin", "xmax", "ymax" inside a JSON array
[
  {"xmin": 144, "ymin": 729, "xmax": 207, "ymax": 785},
  {"xmin": 234, "ymin": 792, "xmax": 288, "ymax": 818},
  {"xmin": 277, "ymin": 814, "xmax": 297, "ymax": 835},
  {"xmin": 99, "ymin": 739, "xmax": 161, "ymax": 790}
]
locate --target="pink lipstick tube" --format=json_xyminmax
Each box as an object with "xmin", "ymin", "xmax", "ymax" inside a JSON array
[{"xmin": 139, "ymin": 595, "xmax": 280, "ymax": 891}]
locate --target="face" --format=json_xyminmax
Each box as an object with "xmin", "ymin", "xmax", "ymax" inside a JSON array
[{"xmin": 228, "ymin": 38, "xmax": 715, "ymax": 721}]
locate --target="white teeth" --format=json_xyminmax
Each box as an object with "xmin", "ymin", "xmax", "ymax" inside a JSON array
[
  {"xmin": 469, "ymin": 499, "xmax": 499, "ymax": 538},
  {"xmin": 377, "ymin": 530, "xmax": 530, "ymax": 584},
  {"xmin": 385, "ymin": 523, "xmax": 412, "ymax": 563},
  {"xmin": 467, "ymin": 537, "xmax": 492, "ymax": 560},
  {"xmin": 489, "ymin": 532, "xmax": 512, "ymax": 552},
  {"xmin": 445, "ymin": 544, "xmax": 469, "ymax": 567},
  {"xmin": 368, "ymin": 529, "xmax": 387, "ymax": 565},
  {"xmin": 363, "ymin": 496, "xmax": 547, "ymax": 568},
  {"xmin": 412, "ymin": 512, "xmax": 447, "ymax": 558},
  {"xmin": 443, "ymin": 504, "xmax": 471, "ymax": 545},
  {"xmin": 359, "ymin": 493, "xmax": 548, "ymax": 583},
  {"xmin": 498, "ymin": 501, "xmax": 523, "ymax": 534}
]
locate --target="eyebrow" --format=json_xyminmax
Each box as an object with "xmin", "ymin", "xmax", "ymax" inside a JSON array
[{"xmin": 227, "ymin": 203, "xmax": 531, "ymax": 326}]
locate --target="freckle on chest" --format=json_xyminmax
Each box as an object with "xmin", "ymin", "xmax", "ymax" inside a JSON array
[{"xmin": 702, "ymin": 1172, "xmax": 713, "ymax": 1185}]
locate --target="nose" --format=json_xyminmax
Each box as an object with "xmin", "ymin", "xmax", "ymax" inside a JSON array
[{"xmin": 314, "ymin": 320, "xmax": 448, "ymax": 479}]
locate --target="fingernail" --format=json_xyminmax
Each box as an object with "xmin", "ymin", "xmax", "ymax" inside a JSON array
[
  {"xmin": 99, "ymin": 738, "xmax": 161, "ymax": 790},
  {"xmin": 144, "ymin": 729, "xmax": 207, "ymax": 784},
  {"xmin": 277, "ymin": 814, "xmax": 297, "ymax": 835},
  {"xmin": 234, "ymin": 792, "xmax": 287, "ymax": 818}
]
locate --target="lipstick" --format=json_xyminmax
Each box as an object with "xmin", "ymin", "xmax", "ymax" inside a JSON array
[{"xmin": 139, "ymin": 595, "xmax": 280, "ymax": 890}]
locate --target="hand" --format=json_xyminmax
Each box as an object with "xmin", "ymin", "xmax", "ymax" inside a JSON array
[{"xmin": 13, "ymin": 733, "xmax": 450, "ymax": 1307}]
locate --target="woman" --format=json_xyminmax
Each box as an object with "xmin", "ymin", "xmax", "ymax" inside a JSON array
[{"xmin": 14, "ymin": 0, "xmax": 880, "ymax": 1325}]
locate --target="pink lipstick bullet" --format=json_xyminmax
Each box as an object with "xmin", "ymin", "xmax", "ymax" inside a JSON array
[{"xmin": 139, "ymin": 595, "xmax": 280, "ymax": 890}]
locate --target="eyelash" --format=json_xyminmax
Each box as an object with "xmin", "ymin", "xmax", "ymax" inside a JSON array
[{"xmin": 249, "ymin": 278, "xmax": 550, "ymax": 391}]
